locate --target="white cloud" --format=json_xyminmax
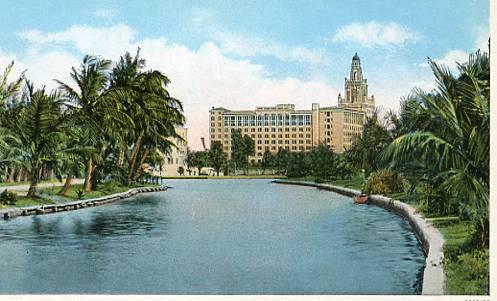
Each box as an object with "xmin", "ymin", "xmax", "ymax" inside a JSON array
[
  {"xmin": 190, "ymin": 8, "xmax": 330, "ymax": 66},
  {"xmin": 429, "ymin": 49, "xmax": 469, "ymax": 70},
  {"xmin": 332, "ymin": 21, "xmax": 423, "ymax": 48},
  {"xmin": 94, "ymin": 9, "xmax": 115, "ymax": 18},
  {"xmin": 418, "ymin": 25, "xmax": 488, "ymax": 72},
  {"xmin": 473, "ymin": 25, "xmax": 489, "ymax": 53},
  {"xmin": 18, "ymin": 24, "xmax": 136, "ymax": 58},
  {"xmin": 11, "ymin": 24, "xmax": 339, "ymax": 149},
  {"xmin": 211, "ymin": 31, "xmax": 331, "ymax": 66}
]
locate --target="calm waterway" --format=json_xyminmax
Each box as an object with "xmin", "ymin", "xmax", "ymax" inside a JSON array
[{"xmin": 0, "ymin": 179, "xmax": 424, "ymax": 294}]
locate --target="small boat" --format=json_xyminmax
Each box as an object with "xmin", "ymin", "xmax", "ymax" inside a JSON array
[{"xmin": 354, "ymin": 194, "xmax": 369, "ymax": 204}]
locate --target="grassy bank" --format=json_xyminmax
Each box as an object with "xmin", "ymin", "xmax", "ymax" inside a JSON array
[
  {"xmin": 0, "ymin": 195, "xmax": 54, "ymax": 209},
  {"xmin": 430, "ymin": 218, "xmax": 489, "ymax": 295},
  {"xmin": 285, "ymin": 175, "xmax": 488, "ymax": 295},
  {"xmin": 1, "ymin": 181, "xmax": 159, "ymax": 209}
]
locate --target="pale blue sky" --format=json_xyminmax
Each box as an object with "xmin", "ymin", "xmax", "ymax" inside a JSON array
[{"xmin": 0, "ymin": 0, "xmax": 489, "ymax": 148}]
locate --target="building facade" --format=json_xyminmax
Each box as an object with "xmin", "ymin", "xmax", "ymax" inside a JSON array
[
  {"xmin": 158, "ymin": 126, "xmax": 188, "ymax": 176},
  {"xmin": 209, "ymin": 53, "xmax": 375, "ymax": 163}
]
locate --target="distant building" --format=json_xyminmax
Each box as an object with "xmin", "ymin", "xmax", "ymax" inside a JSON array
[
  {"xmin": 159, "ymin": 126, "xmax": 188, "ymax": 176},
  {"xmin": 208, "ymin": 53, "xmax": 375, "ymax": 163}
]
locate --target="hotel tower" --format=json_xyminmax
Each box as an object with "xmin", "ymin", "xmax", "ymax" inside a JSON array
[{"xmin": 209, "ymin": 53, "xmax": 375, "ymax": 163}]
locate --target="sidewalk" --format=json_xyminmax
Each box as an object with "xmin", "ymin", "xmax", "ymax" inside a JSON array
[{"xmin": 0, "ymin": 179, "xmax": 84, "ymax": 194}]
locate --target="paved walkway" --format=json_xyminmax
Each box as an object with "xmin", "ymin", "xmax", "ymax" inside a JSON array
[{"xmin": 0, "ymin": 179, "xmax": 84, "ymax": 194}]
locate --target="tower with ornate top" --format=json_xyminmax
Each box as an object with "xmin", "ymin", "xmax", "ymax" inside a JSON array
[{"xmin": 338, "ymin": 53, "xmax": 375, "ymax": 117}]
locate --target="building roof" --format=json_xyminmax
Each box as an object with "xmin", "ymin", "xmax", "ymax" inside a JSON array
[{"xmin": 352, "ymin": 52, "xmax": 360, "ymax": 61}]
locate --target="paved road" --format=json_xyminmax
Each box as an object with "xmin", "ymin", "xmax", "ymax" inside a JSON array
[{"xmin": 0, "ymin": 179, "xmax": 84, "ymax": 194}]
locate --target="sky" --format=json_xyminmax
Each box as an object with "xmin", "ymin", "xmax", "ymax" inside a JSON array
[{"xmin": 0, "ymin": 0, "xmax": 489, "ymax": 149}]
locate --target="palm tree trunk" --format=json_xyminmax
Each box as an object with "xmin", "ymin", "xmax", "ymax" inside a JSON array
[
  {"xmin": 84, "ymin": 158, "xmax": 93, "ymax": 192},
  {"xmin": 128, "ymin": 132, "xmax": 144, "ymax": 184},
  {"xmin": 16, "ymin": 168, "xmax": 23, "ymax": 182},
  {"xmin": 90, "ymin": 163, "xmax": 98, "ymax": 190},
  {"xmin": 27, "ymin": 168, "xmax": 39, "ymax": 197},
  {"xmin": 58, "ymin": 173, "xmax": 73, "ymax": 196},
  {"xmin": 131, "ymin": 148, "xmax": 150, "ymax": 181},
  {"xmin": 117, "ymin": 144, "xmax": 125, "ymax": 167},
  {"xmin": 7, "ymin": 167, "xmax": 15, "ymax": 183}
]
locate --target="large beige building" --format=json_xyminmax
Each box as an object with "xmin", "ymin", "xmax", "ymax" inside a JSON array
[
  {"xmin": 209, "ymin": 53, "xmax": 375, "ymax": 163},
  {"xmin": 158, "ymin": 126, "xmax": 188, "ymax": 176}
]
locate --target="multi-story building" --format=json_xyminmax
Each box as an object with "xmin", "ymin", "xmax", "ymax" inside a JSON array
[
  {"xmin": 209, "ymin": 53, "xmax": 375, "ymax": 163},
  {"xmin": 158, "ymin": 126, "xmax": 188, "ymax": 176}
]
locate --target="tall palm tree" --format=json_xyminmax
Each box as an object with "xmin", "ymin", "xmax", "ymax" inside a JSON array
[
  {"xmin": 14, "ymin": 82, "xmax": 65, "ymax": 196},
  {"xmin": 0, "ymin": 61, "xmax": 25, "ymax": 181},
  {"xmin": 381, "ymin": 50, "xmax": 489, "ymax": 244},
  {"xmin": 126, "ymin": 70, "xmax": 185, "ymax": 183},
  {"xmin": 57, "ymin": 55, "xmax": 129, "ymax": 192},
  {"xmin": 107, "ymin": 49, "xmax": 185, "ymax": 184}
]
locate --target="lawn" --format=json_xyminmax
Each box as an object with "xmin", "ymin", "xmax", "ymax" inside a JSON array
[
  {"xmin": 430, "ymin": 218, "xmax": 489, "ymax": 295},
  {"xmin": 1, "ymin": 181, "xmax": 160, "ymax": 209},
  {"xmin": 329, "ymin": 175, "xmax": 365, "ymax": 190}
]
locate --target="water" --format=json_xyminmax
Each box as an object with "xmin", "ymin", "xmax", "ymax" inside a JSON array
[{"xmin": 0, "ymin": 179, "xmax": 425, "ymax": 294}]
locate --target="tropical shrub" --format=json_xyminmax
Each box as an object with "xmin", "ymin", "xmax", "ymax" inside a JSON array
[
  {"xmin": 0, "ymin": 189, "xmax": 17, "ymax": 205},
  {"xmin": 446, "ymin": 249, "xmax": 489, "ymax": 295},
  {"xmin": 362, "ymin": 170, "xmax": 404, "ymax": 195}
]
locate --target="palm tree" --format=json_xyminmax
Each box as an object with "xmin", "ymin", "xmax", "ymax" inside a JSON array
[
  {"xmin": 107, "ymin": 50, "xmax": 185, "ymax": 184},
  {"xmin": 347, "ymin": 110, "xmax": 392, "ymax": 176},
  {"xmin": 14, "ymin": 82, "xmax": 66, "ymax": 197},
  {"xmin": 0, "ymin": 61, "xmax": 25, "ymax": 182},
  {"xmin": 381, "ymin": 50, "xmax": 489, "ymax": 245},
  {"xmin": 57, "ymin": 55, "xmax": 129, "ymax": 192}
]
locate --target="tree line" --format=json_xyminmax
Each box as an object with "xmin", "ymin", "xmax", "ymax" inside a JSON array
[{"xmin": 0, "ymin": 49, "xmax": 185, "ymax": 197}]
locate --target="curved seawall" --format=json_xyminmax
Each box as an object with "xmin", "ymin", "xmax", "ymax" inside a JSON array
[
  {"xmin": 1, "ymin": 186, "xmax": 167, "ymax": 220},
  {"xmin": 272, "ymin": 180, "xmax": 445, "ymax": 295}
]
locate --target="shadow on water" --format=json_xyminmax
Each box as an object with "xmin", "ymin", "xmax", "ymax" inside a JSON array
[{"xmin": 18, "ymin": 195, "xmax": 171, "ymax": 240}]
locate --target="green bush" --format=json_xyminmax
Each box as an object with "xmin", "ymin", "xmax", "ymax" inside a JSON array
[
  {"xmin": 362, "ymin": 170, "xmax": 404, "ymax": 195},
  {"xmin": 0, "ymin": 189, "xmax": 17, "ymax": 205},
  {"xmin": 76, "ymin": 188, "xmax": 84, "ymax": 199},
  {"xmin": 446, "ymin": 249, "xmax": 489, "ymax": 294}
]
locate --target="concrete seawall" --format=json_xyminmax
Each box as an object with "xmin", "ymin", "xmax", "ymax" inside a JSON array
[
  {"xmin": 273, "ymin": 179, "xmax": 445, "ymax": 295},
  {"xmin": 1, "ymin": 186, "xmax": 167, "ymax": 220}
]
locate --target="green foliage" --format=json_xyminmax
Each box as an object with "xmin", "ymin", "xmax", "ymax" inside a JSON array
[
  {"xmin": 362, "ymin": 170, "xmax": 404, "ymax": 195},
  {"xmin": 308, "ymin": 144, "xmax": 335, "ymax": 180},
  {"xmin": 274, "ymin": 148, "xmax": 290, "ymax": 175},
  {"xmin": 286, "ymin": 151, "xmax": 311, "ymax": 178},
  {"xmin": 191, "ymin": 150, "xmax": 209, "ymax": 175},
  {"xmin": 0, "ymin": 189, "xmax": 17, "ymax": 205},
  {"xmin": 76, "ymin": 188, "xmax": 84, "ymax": 199},
  {"xmin": 259, "ymin": 150, "xmax": 274, "ymax": 174},
  {"xmin": 209, "ymin": 141, "xmax": 226, "ymax": 175},
  {"xmin": 177, "ymin": 166, "xmax": 184, "ymax": 176},
  {"xmin": 446, "ymin": 249, "xmax": 489, "ymax": 295},
  {"xmin": 230, "ymin": 129, "xmax": 255, "ymax": 174},
  {"xmin": 381, "ymin": 50, "xmax": 490, "ymax": 246},
  {"xmin": 347, "ymin": 111, "xmax": 392, "ymax": 176}
]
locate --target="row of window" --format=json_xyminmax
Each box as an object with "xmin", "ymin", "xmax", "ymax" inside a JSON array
[
  {"xmin": 223, "ymin": 114, "xmax": 312, "ymax": 127},
  {"xmin": 211, "ymin": 126, "xmax": 311, "ymax": 133}
]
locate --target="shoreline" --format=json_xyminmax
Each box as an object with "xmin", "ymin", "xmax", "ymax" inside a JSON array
[
  {"xmin": 272, "ymin": 179, "xmax": 445, "ymax": 295},
  {"xmin": 1, "ymin": 186, "xmax": 167, "ymax": 220}
]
